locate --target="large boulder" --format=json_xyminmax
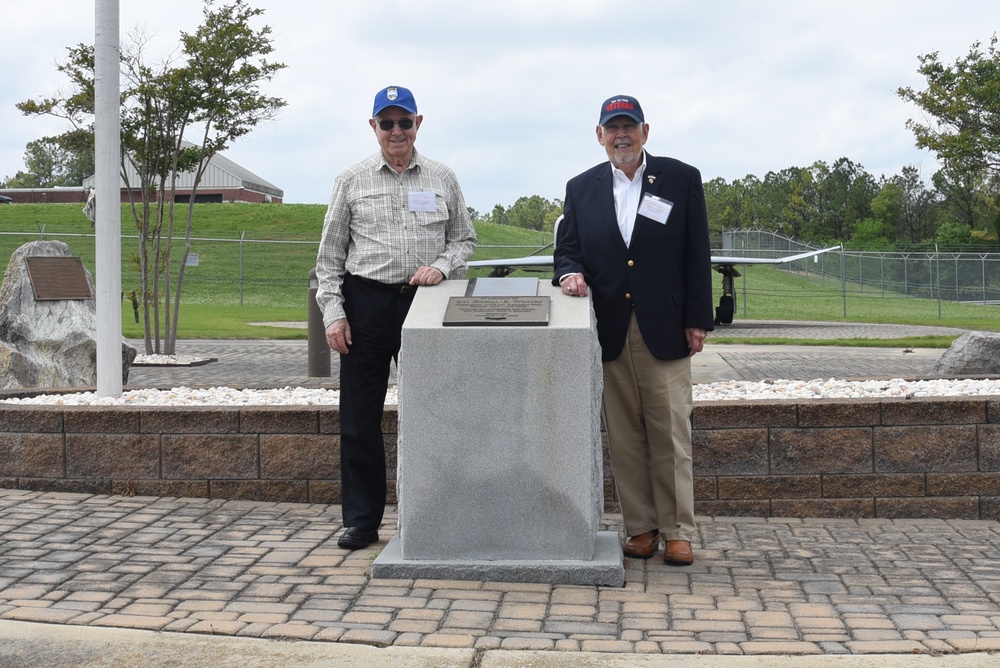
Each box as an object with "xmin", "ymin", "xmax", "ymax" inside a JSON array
[
  {"xmin": 0, "ymin": 240, "xmax": 136, "ymax": 390},
  {"xmin": 932, "ymin": 331, "xmax": 1000, "ymax": 377}
]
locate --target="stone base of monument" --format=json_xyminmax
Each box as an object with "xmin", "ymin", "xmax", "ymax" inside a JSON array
[
  {"xmin": 370, "ymin": 280, "xmax": 624, "ymax": 587},
  {"xmin": 371, "ymin": 532, "xmax": 624, "ymax": 586}
]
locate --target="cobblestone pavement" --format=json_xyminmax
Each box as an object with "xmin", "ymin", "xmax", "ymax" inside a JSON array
[{"xmin": 1, "ymin": 489, "xmax": 1000, "ymax": 659}]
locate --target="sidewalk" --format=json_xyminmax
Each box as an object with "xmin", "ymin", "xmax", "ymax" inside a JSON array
[
  {"xmin": 3, "ymin": 321, "xmax": 997, "ymax": 666},
  {"xmin": 125, "ymin": 319, "xmax": 962, "ymax": 389}
]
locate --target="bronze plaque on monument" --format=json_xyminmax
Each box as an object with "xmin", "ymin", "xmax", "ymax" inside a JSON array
[
  {"xmin": 24, "ymin": 256, "xmax": 94, "ymax": 301},
  {"xmin": 443, "ymin": 277, "xmax": 550, "ymax": 326}
]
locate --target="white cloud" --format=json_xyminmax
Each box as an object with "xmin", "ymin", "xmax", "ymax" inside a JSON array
[{"xmin": 2, "ymin": 0, "xmax": 999, "ymax": 212}]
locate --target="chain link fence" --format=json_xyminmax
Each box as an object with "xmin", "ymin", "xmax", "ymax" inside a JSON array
[
  {"xmin": 3, "ymin": 228, "xmax": 998, "ymax": 320},
  {"xmin": 722, "ymin": 229, "xmax": 1000, "ymax": 320},
  {"xmin": 0, "ymin": 231, "xmax": 318, "ymax": 307}
]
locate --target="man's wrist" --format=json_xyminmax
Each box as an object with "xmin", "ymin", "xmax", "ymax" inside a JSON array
[{"xmin": 559, "ymin": 273, "xmax": 579, "ymax": 285}]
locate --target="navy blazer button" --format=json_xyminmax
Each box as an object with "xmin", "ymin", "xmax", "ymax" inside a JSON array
[
  {"xmin": 625, "ymin": 293, "xmax": 631, "ymax": 300},
  {"xmin": 627, "ymin": 260, "xmax": 634, "ymax": 267}
]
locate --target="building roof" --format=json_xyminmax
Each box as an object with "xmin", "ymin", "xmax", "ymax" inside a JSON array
[{"xmin": 83, "ymin": 146, "xmax": 283, "ymax": 198}]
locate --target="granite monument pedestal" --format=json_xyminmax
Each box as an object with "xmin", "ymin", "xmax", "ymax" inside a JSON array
[{"xmin": 371, "ymin": 280, "xmax": 623, "ymax": 586}]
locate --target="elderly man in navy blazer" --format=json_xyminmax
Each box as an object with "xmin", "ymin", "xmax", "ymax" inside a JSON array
[{"xmin": 553, "ymin": 95, "xmax": 714, "ymax": 566}]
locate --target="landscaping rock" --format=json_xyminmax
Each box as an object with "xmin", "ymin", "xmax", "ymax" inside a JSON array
[
  {"xmin": 932, "ymin": 331, "xmax": 1000, "ymax": 376},
  {"xmin": 0, "ymin": 240, "xmax": 136, "ymax": 389}
]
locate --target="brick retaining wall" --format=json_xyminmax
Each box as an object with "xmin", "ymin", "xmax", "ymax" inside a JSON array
[{"xmin": 0, "ymin": 397, "xmax": 998, "ymax": 519}]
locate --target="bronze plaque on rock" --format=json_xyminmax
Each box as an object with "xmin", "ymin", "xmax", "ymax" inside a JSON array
[
  {"xmin": 24, "ymin": 256, "xmax": 94, "ymax": 301},
  {"xmin": 443, "ymin": 296, "xmax": 550, "ymax": 326}
]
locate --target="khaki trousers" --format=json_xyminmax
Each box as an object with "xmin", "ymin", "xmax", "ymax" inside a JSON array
[{"xmin": 602, "ymin": 312, "xmax": 696, "ymax": 541}]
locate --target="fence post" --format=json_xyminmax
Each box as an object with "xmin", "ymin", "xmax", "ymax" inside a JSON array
[
  {"xmin": 307, "ymin": 268, "xmax": 330, "ymax": 377},
  {"xmin": 239, "ymin": 231, "xmax": 245, "ymax": 306},
  {"xmin": 935, "ymin": 244, "xmax": 942, "ymax": 319},
  {"xmin": 840, "ymin": 244, "xmax": 847, "ymax": 318}
]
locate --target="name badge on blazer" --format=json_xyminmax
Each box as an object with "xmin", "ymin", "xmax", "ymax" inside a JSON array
[{"xmin": 637, "ymin": 193, "xmax": 673, "ymax": 224}]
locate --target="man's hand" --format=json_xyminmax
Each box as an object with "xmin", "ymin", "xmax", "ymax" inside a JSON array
[
  {"xmin": 326, "ymin": 318, "xmax": 352, "ymax": 354},
  {"xmin": 560, "ymin": 273, "xmax": 589, "ymax": 297},
  {"xmin": 410, "ymin": 266, "xmax": 444, "ymax": 286},
  {"xmin": 685, "ymin": 327, "xmax": 707, "ymax": 356}
]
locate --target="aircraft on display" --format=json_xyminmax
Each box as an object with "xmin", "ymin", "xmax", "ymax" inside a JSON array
[{"xmin": 468, "ymin": 217, "xmax": 839, "ymax": 325}]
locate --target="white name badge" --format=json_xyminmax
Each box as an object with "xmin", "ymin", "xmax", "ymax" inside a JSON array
[
  {"xmin": 408, "ymin": 191, "xmax": 437, "ymax": 212},
  {"xmin": 638, "ymin": 193, "xmax": 673, "ymax": 224}
]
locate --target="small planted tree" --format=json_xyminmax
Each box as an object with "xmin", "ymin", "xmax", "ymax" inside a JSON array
[{"xmin": 17, "ymin": 0, "xmax": 286, "ymax": 354}]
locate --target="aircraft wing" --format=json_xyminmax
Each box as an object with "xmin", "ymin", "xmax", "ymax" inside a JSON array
[
  {"xmin": 468, "ymin": 243, "xmax": 841, "ymax": 326},
  {"xmin": 469, "ymin": 255, "xmax": 556, "ymax": 269},
  {"xmin": 468, "ymin": 245, "xmax": 840, "ymax": 272},
  {"xmin": 709, "ymin": 246, "xmax": 841, "ymax": 266}
]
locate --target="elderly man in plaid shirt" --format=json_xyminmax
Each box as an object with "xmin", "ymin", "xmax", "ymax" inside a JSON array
[{"xmin": 316, "ymin": 85, "xmax": 477, "ymax": 550}]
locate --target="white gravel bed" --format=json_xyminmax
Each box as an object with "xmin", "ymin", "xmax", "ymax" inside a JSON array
[
  {"xmin": 133, "ymin": 354, "xmax": 213, "ymax": 366},
  {"xmin": 2, "ymin": 378, "xmax": 999, "ymax": 406}
]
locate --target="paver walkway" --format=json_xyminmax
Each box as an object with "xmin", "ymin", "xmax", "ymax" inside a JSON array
[{"xmin": 2, "ymin": 489, "xmax": 1000, "ymax": 657}]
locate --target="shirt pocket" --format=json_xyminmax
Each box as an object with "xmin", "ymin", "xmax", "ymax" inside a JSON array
[
  {"xmin": 410, "ymin": 191, "xmax": 449, "ymax": 244},
  {"xmin": 354, "ymin": 193, "xmax": 398, "ymax": 234}
]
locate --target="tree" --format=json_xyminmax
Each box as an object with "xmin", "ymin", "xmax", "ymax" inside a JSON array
[
  {"xmin": 542, "ymin": 200, "xmax": 563, "ymax": 234},
  {"xmin": 489, "ymin": 203, "xmax": 508, "ymax": 226},
  {"xmin": 17, "ymin": 0, "xmax": 285, "ymax": 355},
  {"xmin": 506, "ymin": 195, "xmax": 551, "ymax": 231},
  {"xmin": 898, "ymin": 35, "xmax": 1000, "ymax": 240},
  {"xmin": 3, "ymin": 138, "xmax": 93, "ymax": 188},
  {"xmin": 936, "ymin": 220, "xmax": 974, "ymax": 246}
]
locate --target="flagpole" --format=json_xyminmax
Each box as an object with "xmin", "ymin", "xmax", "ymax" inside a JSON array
[{"xmin": 94, "ymin": 0, "xmax": 122, "ymax": 396}]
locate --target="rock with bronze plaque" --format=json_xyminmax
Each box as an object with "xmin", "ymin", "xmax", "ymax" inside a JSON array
[
  {"xmin": 442, "ymin": 277, "xmax": 549, "ymax": 326},
  {"xmin": 24, "ymin": 256, "xmax": 94, "ymax": 301},
  {"xmin": 0, "ymin": 241, "xmax": 135, "ymax": 389}
]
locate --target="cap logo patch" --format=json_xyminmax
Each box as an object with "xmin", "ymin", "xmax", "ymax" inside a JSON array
[
  {"xmin": 387, "ymin": 87, "xmax": 398, "ymax": 101},
  {"xmin": 605, "ymin": 99, "xmax": 635, "ymax": 114}
]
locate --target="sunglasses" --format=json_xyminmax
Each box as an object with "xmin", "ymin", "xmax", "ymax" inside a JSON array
[{"xmin": 376, "ymin": 118, "xmax": 415, "ymax": 131}]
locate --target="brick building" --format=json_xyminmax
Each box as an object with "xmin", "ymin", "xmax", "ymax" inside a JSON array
[{"xmin": 1, "ymin": 149, "xmax": 282, "ymax": 204}]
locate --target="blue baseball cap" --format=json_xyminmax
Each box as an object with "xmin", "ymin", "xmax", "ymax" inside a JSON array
[
  {"xmin": 599, "ymin": 95, "xmax": 644, "ymax": 125},
  {"xmin": 373, "ymin": 86, "xmax": 417, "ymax": 117}
]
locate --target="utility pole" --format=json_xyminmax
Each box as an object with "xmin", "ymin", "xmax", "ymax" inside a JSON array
[{"xmin": 94, "ymin": 0, "xmax": 122, "ymax": 396}]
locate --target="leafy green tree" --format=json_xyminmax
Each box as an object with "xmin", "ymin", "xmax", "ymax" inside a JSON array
[
  {"xmin": 867, "ymin": 181, "xmax": 903, "ymax": 245},
  {"xmin": 893, "ymin": 166, "xmax": 939, "ymax": 244},
  {"xmin": 846, "ymin": 218, "xmax": 893, "ymax": 250},
  {"xmin": 704, "ymin": 175, "xmax": 765, "ymax": 234},
  {"xmin": 3, "ymin": 138, "xmax": 93, "ymax": 188},
  {"xmin": 935, "ymin": 220, "xmax": 974, "ymax": 246},
  {"xmin": 898, "ymin": 35, "xmax": 1000, "ymax": 240},
  {"xmin": 542, "ymin": 200, "xmax": 563, "ymax": 234},
  {"xmin": 507, "ymin": 195, "xmax": 551, "ymax": 231},
  {"xmin": 489, "ymin": 203, "xmax": 508, "ymax": 226}
]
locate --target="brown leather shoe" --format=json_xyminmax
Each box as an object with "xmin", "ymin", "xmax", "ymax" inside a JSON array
[
  {"xmin": 664, "ymin": 540, "xmax": 694, "ymax": 566},
  {"xmin": 623, "ymin": 530, "xmax": 660, "ymax": 559}
]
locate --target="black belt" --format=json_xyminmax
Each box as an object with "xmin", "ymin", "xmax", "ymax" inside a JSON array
[{"xmin": 349, "ymin": 274, "xmax": 416, "ymax": 295}]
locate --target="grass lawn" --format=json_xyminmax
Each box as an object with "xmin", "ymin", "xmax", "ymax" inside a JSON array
[{"xmin": 1, "ymin": 203, "xmax": 997, "ymax": 344}]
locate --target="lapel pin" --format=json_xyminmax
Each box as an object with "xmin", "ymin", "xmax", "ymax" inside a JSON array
[{"xmin": 647, "ymin": 175, "xmax": 656, "ymax": 185}]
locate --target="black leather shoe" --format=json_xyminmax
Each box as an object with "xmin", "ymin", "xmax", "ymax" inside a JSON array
[{"xmin": 337, "ymin": 527, "xmax": 379, "ymax": 550}]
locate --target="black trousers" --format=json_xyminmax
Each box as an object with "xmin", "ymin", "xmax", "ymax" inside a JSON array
[{"xmin": 339, "ymin": 274, "xmax": 416, "ymax": 530}]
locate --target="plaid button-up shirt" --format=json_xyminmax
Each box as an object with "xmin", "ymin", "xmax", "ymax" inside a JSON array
[{"xmin": 315, "ymin": 149, "xmax": 477, "ymax": 325}]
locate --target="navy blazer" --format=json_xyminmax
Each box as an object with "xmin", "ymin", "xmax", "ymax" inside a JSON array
[{"xmin": 553, "ymin": 152, "xmax": 715, "ymax": 362}]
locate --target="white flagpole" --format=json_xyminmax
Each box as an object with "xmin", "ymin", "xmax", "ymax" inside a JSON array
[{"xmin": 94, "ymin": 0, "xmax": 122, "ymax": 396}]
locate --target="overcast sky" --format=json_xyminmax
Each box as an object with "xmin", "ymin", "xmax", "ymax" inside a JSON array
[{"xmin": 3, "ymin": 1, "xmax": 999, "ymax": 213}]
